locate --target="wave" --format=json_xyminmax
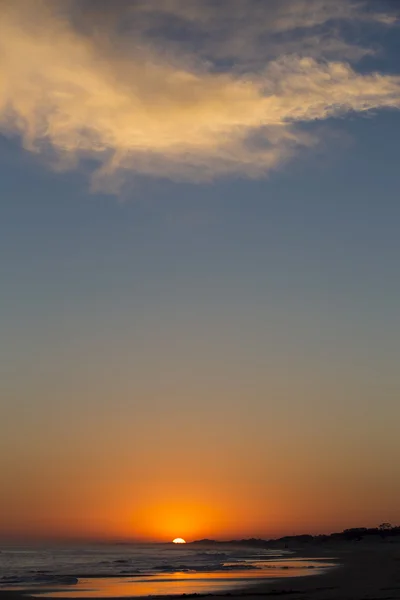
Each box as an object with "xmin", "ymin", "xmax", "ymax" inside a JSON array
[{"xmin": 0, "ymin": 574, "xmax": 79, "ymax": 586}]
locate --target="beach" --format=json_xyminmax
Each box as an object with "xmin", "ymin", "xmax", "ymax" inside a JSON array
[
  {"xmin": 214, "ymin": 542, "xmax": 400, "ymax": 600},
  {"xmin": 1, "ymin": 542, "xmax": 399, "ymax": 600}
]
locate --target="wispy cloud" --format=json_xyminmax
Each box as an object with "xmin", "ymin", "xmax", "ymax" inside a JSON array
[{"xmin": 0, "ymin": 0, "xmax": 399, "ymax": 188}]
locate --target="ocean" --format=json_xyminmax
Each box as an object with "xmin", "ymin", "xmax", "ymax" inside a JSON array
[{"xmin": 0, "ymin": 543, "xmax": 335, "ymax": 597}]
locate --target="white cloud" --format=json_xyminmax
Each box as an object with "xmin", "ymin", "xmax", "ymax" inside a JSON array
[{"xmin": 0, "ymin": 0, "xmax": 399, "ymax": 188}]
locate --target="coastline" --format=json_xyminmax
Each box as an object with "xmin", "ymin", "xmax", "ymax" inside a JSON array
[
  {"xmin": 1, "ymin": 542, "xmax": 399, "ymax": 600},
  {"xmin": 213, "ymin": 542, "xmax": 400, "ymax": 600}
]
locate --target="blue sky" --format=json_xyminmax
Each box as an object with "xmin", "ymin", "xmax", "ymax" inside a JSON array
[{"xmin": 1, "ymin": 0, "xmax": 400, "ymax": 540}]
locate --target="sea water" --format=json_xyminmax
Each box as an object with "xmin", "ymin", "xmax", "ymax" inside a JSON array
[{"xmin": 0, "ymin": 543, "xmax": 335, "ymax": 597}]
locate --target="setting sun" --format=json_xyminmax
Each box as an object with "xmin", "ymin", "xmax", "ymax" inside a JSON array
[{"xmin": 172, "ymin": 538, "xmax": 186, "ymax": 544}]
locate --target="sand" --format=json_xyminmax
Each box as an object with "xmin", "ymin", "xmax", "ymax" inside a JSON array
[
  {"xmin": 215, "ymin": 542, "xmax": 400, "ymax": 600},
  {"xmin": 1, "ymin": 541, "xmax": 399, "ymax": 600}
]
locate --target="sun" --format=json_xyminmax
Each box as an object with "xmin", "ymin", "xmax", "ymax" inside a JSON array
[{"xmin": 172, "ymin": 538, "xmax": 186, "ymax": 544}]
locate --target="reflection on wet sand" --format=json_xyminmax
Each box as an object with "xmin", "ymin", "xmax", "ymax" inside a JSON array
[{"xmin": 27, "ymin": 560, "xmax": 336, "ymax": 598}]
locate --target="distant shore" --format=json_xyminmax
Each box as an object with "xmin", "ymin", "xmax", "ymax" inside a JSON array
[{"xmin": 1, "ymin": 540, "xmax": 399, "ymax": 600}]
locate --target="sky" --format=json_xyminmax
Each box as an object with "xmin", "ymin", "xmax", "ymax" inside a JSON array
[{"xmin": 1, "ymin": 0, "xmax": 400, "ymax": 543}]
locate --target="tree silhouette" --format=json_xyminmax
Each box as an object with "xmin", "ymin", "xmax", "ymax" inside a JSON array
[{"xmin": 378, "ymin": 523, "xmax": 393, "ymax": 539}]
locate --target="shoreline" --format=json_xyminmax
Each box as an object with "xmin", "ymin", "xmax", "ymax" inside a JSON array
[{"xmin": 1, "ymin": 542, "xmax": 399, "ymax": 600}]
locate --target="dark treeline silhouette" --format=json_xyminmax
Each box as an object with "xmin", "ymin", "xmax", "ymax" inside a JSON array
[{"xmin": 190, "ymin": 524, "xmax": 400, "ymax": 546}]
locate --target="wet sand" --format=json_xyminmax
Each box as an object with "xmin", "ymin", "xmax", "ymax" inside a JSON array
[
  {"xmin": 1, "ymin": 542, "xmax": 399, "ymax": 600},
  {"xmin": 213, "ymin": 542, "xmax": 400, "ymax": 600}
]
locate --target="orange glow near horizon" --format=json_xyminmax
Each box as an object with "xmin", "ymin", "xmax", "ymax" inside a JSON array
[
  {"xmin": 2, "ymin": 466, "xmax": 400, "ymax": 543},
  {"xmin": 128, "ymin": 498, "xmax": 229, "ymax": 543},
  {"xmin": 2, "ymin": 398, "xmax": 400, "ymax": 543},
  {"xmin": 1, "ymin": 493, "xmax": 399, "ymax": 543},
  {"xmin": 3, "ymin": 470, "xmax": 399, "ymax": 543}
]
